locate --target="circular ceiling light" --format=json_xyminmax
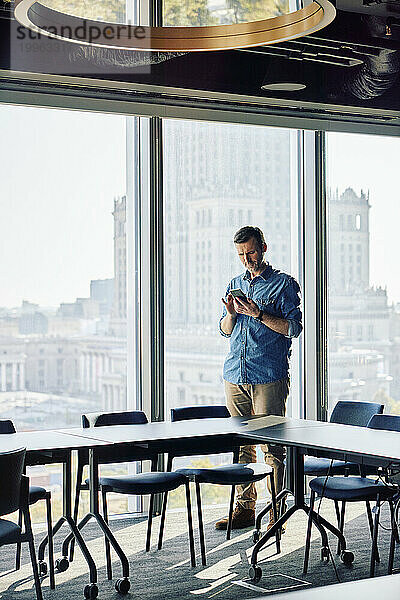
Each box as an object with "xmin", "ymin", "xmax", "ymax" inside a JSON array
[
  {"xmin": 14, "ymin": 0, "xmax": 336, "ymax": 52},
  {"xmin": 262, "ymin": 81, "xmax": 307, "ymax": 91},
  {"xmin": 261, "ymin": 60, "xmax": 308, "ymax": 91}
]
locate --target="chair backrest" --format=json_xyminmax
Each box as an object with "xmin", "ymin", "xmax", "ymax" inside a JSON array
[
  {"xmin": 367, "ymin": 414, "xmax": 400, "ymax": 432},
  {"xmin": 0, "ymin": 420, "xmax": 16, "ymax": 434},
  {"xmin": 82, "ymin": 411, "xmax": 148, "ymax": 428},
  {"xmin": 0, "ymin": 447, "xmax": 25, "ymax": 516},
  {"xmin": 171, "ymin": 405, "xmax": 230, "ymax": 422},
  {"xmin": 78, "ymin": 411, "xmax": 151, "ymax": 467},
  {"xmin": 330, "ymin": 401, "xmax": 384, "ymax": 427}
]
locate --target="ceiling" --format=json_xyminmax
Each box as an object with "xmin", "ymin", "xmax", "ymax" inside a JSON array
[{"xmin": 1, "ymin": 0, "xmax": 400, "ymax": 122}]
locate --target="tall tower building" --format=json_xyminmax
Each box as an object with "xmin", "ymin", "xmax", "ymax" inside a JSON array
[
  {"xmin": 108, "ymin": 195, "xmax": 127, "ymax": 337},
  {"xmin": 328, "ymin": 187, "xmax": 370, "ymax": 293},
  {"xmin": 163, "ymin": 120, "xmax": 292, "ymax": 327}
]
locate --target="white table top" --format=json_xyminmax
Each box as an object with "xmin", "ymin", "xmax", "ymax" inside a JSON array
[{"xmin": 253, "ymin": 573, "xmax": 400, "ymax": 600}]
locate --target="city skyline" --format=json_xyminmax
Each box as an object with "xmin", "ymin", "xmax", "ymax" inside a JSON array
[{"xmin": 1, "ymin": 106, "xmax": 400, "ymax": 307}]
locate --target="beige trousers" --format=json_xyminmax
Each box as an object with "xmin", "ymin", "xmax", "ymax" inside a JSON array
[{"xmin": 224, "ymin": 378, "xmax": 289, "ymax": 510}]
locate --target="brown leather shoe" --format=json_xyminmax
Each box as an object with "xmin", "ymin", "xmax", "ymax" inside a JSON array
[
  {"xmin": 215, "ymin": 505, "xmax": 255, "ymax": 530},
  {"xmin": 267, "ymin": 508, "xmax": 286, "ymax": 534}
]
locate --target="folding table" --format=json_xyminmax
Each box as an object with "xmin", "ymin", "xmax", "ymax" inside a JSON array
[
  {"xmin": 2, "ymin": 416, "xmax": 399, "ymax": 595},
  {"xmin": 59, "ymin": 416, "xmax": 345, "ymax": 588}
]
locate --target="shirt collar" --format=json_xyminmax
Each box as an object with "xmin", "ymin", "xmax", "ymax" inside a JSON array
[{"xmin": 242, "ymin": 263, "xmax": 273, "ymax": 282}]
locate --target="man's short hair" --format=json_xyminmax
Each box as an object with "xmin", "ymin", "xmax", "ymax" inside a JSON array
[{"xmin": 234, "ymin": 226, "xmax": 265, "ymax": 249}]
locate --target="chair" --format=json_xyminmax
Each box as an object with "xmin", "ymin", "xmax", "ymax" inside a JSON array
[
  {"xmin": 0, "ymin": 420, "xmax": 55, "ymax": 589},
  {"xmin": 303, "ymin": 401, "xmax": 384, "ymax": 478},
  {"xmin": 168, "ymin": 405, "xmax": 280, "ymax": 566},
  {"xmin": 0, "ymin": 447, "xmax": 43, "ymax": 600},
  {"xmin": 76, "ymin": 411, "xmax": 196, "ymax": 579},
  {"xmin": 367, "ymin": 414, "xmax": 400, "ymax": 575},
  {"xmin": 303, "ymin": 412, "xmax": 400, "ymax": 578},
  {"xmin": 70, "ymin": 410, "xmax": 158, "ymax": 562}
]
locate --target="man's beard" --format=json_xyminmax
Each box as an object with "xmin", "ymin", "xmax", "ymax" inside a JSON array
[{"xmin": 247, "ymin": 258, "xmax": 263, "ymax": 272}]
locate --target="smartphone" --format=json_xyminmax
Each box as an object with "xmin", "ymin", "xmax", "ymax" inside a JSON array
[{"xmin": 230, "ymin": 288, "xmax": 247, "ymax": 300}]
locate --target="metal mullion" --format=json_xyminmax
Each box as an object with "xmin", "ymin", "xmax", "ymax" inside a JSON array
[
  {"xmin": 149, "ymin": 116, "xmax": 164, "ymax": 425},
  {"xmin": 315, "ymin": 131, "xmax": 328, "ymax": 422},
  {"xmin": 149, "ymin": 115, "xmax": 164, "ymax": 515},
  {"xmin": 126, "ymin": 116, "xmax": 144, "ymax": 514}
]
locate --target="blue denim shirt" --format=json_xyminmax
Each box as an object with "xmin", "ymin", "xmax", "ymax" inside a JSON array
[{"xmin": 219, "ymin": 265, "xmax": 302, "ymax": 384}]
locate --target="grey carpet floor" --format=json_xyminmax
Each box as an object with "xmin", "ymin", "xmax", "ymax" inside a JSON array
[{"xmin": 0, "ymin": 501, "xmax": 398, "ymax": 599}]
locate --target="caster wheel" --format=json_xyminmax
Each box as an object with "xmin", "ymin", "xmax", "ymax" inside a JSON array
[
  {"xmin": 341, "ymin": 550, "xmax": 354, "ymax": 565},
  {"xmin": 84, "ymin": 584, "xmax": 98, "ymax": 599},
  {"xmin": 55, "ymin": 557, "xmax": 69, "ymax": 573},
  {"xmin": 249, "ymin": 565, "xmax": 262, "ymax": 583},
  {"xmin": 38, "ymin": 561, "xmax": 48, "ymax": 576},
  {"xmin": 252, "ymin": 530, "xmax": 260, "ymax": 544},
  {"xmin": 115, "ymin": 578, "xmax": 131, "ymax": 595},
  {"xmin": 321, "ymin": 546, "xmax": 330, "ymax": 562}
]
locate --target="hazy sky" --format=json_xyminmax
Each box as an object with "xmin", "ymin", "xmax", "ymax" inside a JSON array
[
  {"xmin": 0, "ymin": 105, "xmax": 126, "ymax": 307},
  {"xmin": 0, "ymin": 105, "xmax": 399, "ymax": 308},
  {"xmin": 327, "ymin": 132, "xmax": 400, "ymax": 304}
]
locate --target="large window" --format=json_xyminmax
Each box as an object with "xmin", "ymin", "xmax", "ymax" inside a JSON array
[
  {"xmin": 0, "ymin": 104, "xmax": 137, "ymax": 519},
  {"xmin": 163, "ymin": 119, "xmax": 303, "ymax": 506},
  {"xmin": 327, "ymin": 132, "xmax": 400, "ymax": 415}
]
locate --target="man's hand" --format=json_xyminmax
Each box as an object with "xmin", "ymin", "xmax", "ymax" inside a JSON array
[
  {"xmin": 222, "ymin": 293, "xmax": 237, "ymax": 317},
  {"xmin": 233, "ymin": 296, "xmax": 260, "ymax": 318}
]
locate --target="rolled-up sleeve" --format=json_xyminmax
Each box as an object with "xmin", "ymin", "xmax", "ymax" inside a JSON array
[
  {"xmin": 278, "ymin": 278, "xmax": 302, "ymax": 339},
  {"xmin": 219, "ymin": 285, "xmax": 232, "ymax": 338}
]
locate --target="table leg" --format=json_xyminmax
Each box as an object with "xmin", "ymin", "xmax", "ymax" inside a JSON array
[
  {"xmin": 63, "ymin": 448, "xmax": 131, "ymax": 594},
  {"xmin": 248, "ymin": 446, "xmax": 348, "ymax": 583},
  {"xmin": 38, "ymin": 452, "xmax": 99, "ymax": 598}
]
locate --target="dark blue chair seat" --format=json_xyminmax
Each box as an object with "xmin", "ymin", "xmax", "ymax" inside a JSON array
[
  {"xmin": 86, "ymin": 472, "xmax": 187, "ymax": 495},
  {"xmin": 176, "ymin": 463, "xmax": 271, "ymax": 485},
  {"xmin": 0, "ymin": 519, "xmax": 22, "ymax": 545},
  {"xmin": 304, "ymin": 457, "xmax": 377, "ymax": 476},
  {"xmin": 310, "ymin": 476, "xmax": 397, "ymax": 501},
  {"xmin": 28, "ymin": 486, "xmax": 48, "ymax": 504}
]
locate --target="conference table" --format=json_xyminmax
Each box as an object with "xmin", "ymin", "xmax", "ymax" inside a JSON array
[{"xmin": 1, "ymin": 415, "xmax": 399, "ymax": 598}]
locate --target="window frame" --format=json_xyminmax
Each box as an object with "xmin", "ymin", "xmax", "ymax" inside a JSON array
[{"xmin": 2, "ymin": 82, "xmax": 394, "ymax": 426}]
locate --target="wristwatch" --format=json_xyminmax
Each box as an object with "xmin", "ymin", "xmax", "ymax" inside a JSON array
[{"xmin": 255, "ymin": 309, "xmax": 263, "ymax": 322}]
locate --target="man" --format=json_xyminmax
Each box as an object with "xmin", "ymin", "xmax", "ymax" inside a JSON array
[{"xmin": 216, "ymin": 225, "xmax": 302, "ymax": 531}]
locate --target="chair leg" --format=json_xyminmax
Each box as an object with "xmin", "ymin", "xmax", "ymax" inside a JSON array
[
  {"xmin": 158, "ymin": 454, "xmax": 173, "ymax": 550},
  {"xmin": 146, "ymin": 494, "xmax": 154, "ymax": 552},
  {"xmin": 336, "ymin": 501, "xmax": 346, "ymax": 555},
  {"xmin": 16, "ymin": 509, "xmax": 23, "ymax": 570},
  {"xmin": 370, "ymin": 496, "xmax": 381, "ymax": 578},
  {"xmin": 24, "ymin": 508, "xmax": 43, "ymax": 600},
  {"xmin": 226, "ymin": 485, "xmax": 235, "ymax": 541},
  {"xmin": 70, "ymin": 461, "xmax": 84, "ymax": 562},
  {"xmin": 388, "ymin": 500, "xmax": 396, "ymax": 575},
  {"xmin": 45, "ymin": 494, "xmax": 55, "ymax": 590},
  {"xmin": 185, "ymin": 481, "xmax": 196, "ymax": 567},
  {"xmin": 269, "ymin": 472, "xmax": 281, "ymax": 554},
  {"xmin": 101, "ymin": 487, "xmax": 112, "ymax": 580},
  {"xmin": 334, "ymin": 500, "xmax": 341, "ymax": 527},
  {"xmin": 195, "ymin": 481, "xmax": 207, "ymax": 566},
  {"xmin": 158, "ymin": 492, "xmax": 169, "ymax": 550},
  {"xmin": 303, "ymin": 490, "xmax": 315, "ymax": 574},
  {"xmin": 366, "ymin": 501, "xmax": 380, "ymax": 563}
]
